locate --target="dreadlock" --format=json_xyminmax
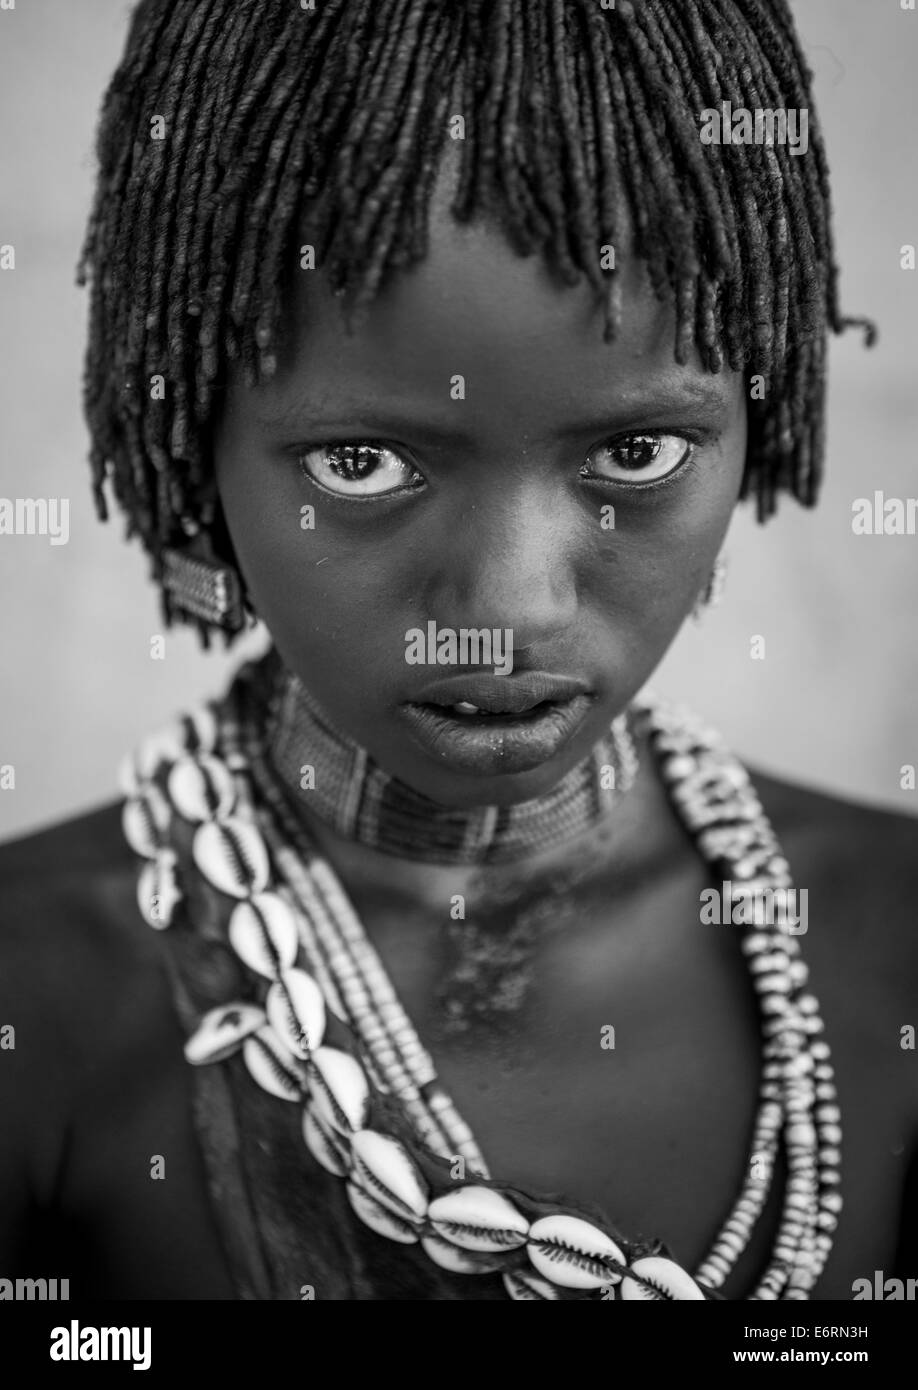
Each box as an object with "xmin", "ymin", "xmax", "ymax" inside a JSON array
[{"xmin": 78, "ymin": 0, "xmax": 875, "ymax": 647}]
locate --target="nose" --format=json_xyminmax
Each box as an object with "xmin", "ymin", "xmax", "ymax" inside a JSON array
[{"xmin": 422, "ymin": 481, "xmax": 579, "ymax": 655}]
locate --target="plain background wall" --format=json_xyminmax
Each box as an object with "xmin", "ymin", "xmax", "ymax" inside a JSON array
[{"xmin": 0, "ymin": 0, "xmax": 916, "ymax": 842}]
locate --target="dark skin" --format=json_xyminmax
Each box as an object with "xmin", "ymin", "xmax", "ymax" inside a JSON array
[
  {"xmin": 213, "ymin": 160, "xmax": 741, "ymax": 809},
  {"xmin": 1, "ymin": 157, "xmax": 916, "ymax": 1301}
]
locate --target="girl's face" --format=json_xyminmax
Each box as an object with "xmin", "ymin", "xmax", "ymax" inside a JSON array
[{"xmin": 213, "ymin": 164, "xmax": 747, "ymax": 810}]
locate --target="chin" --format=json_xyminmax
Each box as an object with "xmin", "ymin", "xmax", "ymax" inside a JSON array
[{"xmin": 382, "ymin": 729, "xmax": 611, "ymax": 810}]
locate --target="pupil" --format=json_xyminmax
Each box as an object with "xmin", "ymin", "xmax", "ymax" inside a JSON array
[
  {"xmin": 621, "ymin": 436, "xmax": 659, "ymax": 468},
  {"xmin": 330, "ymin": 445, "xmax": 378, "ymax": 481}
]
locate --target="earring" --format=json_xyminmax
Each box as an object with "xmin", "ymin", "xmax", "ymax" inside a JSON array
[
  {"xmin": 692, "ymin": 552, "xmax": 728, "ymax": 622},
  {"xmin": 161, "ymin": 528, "xmax": 249, "ymax": 635}
]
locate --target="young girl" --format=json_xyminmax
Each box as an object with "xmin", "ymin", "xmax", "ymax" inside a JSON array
[{"xmin": 1, "ymin": 0, "xmax": 915, "ymax": 1302}]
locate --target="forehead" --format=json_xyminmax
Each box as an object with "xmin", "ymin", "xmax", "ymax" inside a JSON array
[{"xmin": 263, "ymin": 148, "xmax": 730, "ymax": 426}]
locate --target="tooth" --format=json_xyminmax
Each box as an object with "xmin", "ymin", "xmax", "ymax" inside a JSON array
[{"xmin": 453, "ymin": 701, "xmax": 481, "ymax": 715}]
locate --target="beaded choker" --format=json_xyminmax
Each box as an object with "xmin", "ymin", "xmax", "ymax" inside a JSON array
[
  {"xmin": 257, "ymin": 645, "xmax": 638, "ymax": 866},
  {"xmin": 119, "ymin": 656, "xmax": 841, "ymax": 1300}
]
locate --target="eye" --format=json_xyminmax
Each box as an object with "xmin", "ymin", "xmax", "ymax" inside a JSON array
[
  {"xmin": 299, "ymin": 442, "xmax": 423, "ymax": 498},
  {"xmin": 580, "ymin": 433, "xmax": 693, "ymax": 485}
]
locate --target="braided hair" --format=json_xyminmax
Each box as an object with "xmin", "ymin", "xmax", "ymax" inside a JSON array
[{"xmin": 78, "ymin": 0, "xmax": 874, "ymax": 647}]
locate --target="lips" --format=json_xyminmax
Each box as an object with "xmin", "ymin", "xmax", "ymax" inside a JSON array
[
  {"xmin": 413, "ymin": 672, "xmax": 590, "ymax": 716},
  {"xmin": 400, "ymin": 673, "xmax": 594, "ymax": 775}
]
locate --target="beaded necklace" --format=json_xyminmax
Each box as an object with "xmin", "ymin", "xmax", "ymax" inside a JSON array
[{"xmin": 120, "ymin": 659, "xmax": 841, "ymax": 1300}]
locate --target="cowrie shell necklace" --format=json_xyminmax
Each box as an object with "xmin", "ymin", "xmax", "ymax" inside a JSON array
[{"xmin": 119, "ymin": 660, "xmax": 841, "ymax": 1300}]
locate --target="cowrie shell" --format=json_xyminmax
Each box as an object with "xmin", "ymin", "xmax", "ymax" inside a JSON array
[
  {"xmin": 620, "ymin": 1256, "xmax": 706, "ymax": 1301},
  {"xmin": 192, "ymin": 816, "xmax": 270, "ymax": 898},
  {"xmin": 420, "ymin": 1233, "xmax": 505, "ymax": 1275},
  {"xmin": 174, "ymin": 702, "xmax": 217, "ymax": 756},
  {"xmin": 121, "ymin": 786, "xmax": 169, "ymax": 859},
  {"xmin": 502, "ymin": 1271, "xmax": 561, "ymax": 1301},
  {"xmin": 266, "ymin": 968, "xmax": 326, "ymax": 1058},
  {"xmin": 242, "ymin": 1025, "xmax": 303, "ymax": 1101},
  {"xmin": 347, "ymin": 1182, "xmax": 421, "ymax": 1245},
  {"xmin": 349, "ymin": 1129, "xmax": 428, "ymax": 1221},
  {"xmin": 427, "ymin": 1186, "xmax": 529, "ymax": 1252},
  {"xmin": 135, "ymin": 724, "xmax": 185, "ymax": 779},
  {"xmin": 137, "ymin": 849, "xmax": 182, "ymax": 929},
  {"xmin": 184, "ymin": 1002, "xmax": 266, "ymax": 1065},
  {"xmin": 228, "ymin": 893, "xmax": 299, "ymax": 978},
  {"xmin": 302, "ymin": 1106, "xmax": 351, "ymax": 1178},
  {"xmin": 117, "ymin": 751, "xmax": 142, "ymax": 799},
  {"xmin": 527, "ymin": 1215, "xmax": 625, "ymax": 1290},
  {"xmin": 307, "ymin": 1046, "xmax": 370, "ymax": 1135},
  {"xmin": 167, "ymin": 754, "xmax": 236, "ymax": 822}
]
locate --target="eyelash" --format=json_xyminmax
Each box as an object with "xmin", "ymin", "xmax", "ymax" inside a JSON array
[
  {"xmin": 297, "ymin": 441, "xmax": 424, "ymax": 504},
  {"xmin": 581, "ymin": 431, "xmax": 709, "ymax": 494},
  {"xmin": 296, "ymin": 430, "xmax": 712, "ymax": 503}
]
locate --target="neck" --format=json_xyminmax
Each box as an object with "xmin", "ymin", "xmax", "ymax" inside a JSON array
[
  {"xmin": 247, "ymin": 645, "xmax": 640, "ymax": 872},
  {"xmin": 280, "ymin": 767, "xmax": 656, "ymax": 916}
]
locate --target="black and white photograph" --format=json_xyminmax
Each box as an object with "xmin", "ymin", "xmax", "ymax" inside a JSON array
[{"xmin": 0, "ymin": 0, "xmax": 916, "ymax": 1351}]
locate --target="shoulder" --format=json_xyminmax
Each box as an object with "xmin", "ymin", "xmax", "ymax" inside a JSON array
[
  {"xmin": 746, "ymin": 765, "xmax": 918, "ymax": 925},
  {"xmin": 0, "ymin": 797, "xmax": 152, "ymax": 984},
  {"xmin": 748, "ymin": 766, "xmax": 918, "ymax": 859},
  {"xmin": 0, "ymin": 794, "xmax": 132, "ymax": 880},
  {"xmin": 744, "ymin": 765, "xmax": 918, "ymax": 1042},
  {"xmin": 0, "ymin": 800, "xmax": 173, "ymax": 1191}
]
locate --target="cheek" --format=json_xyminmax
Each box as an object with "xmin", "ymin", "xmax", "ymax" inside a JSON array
[
  {"xmin": 213, "ymin": 395, "xmax": 746, "ymax": 709},
  {"xmin": 586, "ymin": 456, "xmax": 741, "ymax": 625},
  {"xmin": 213, "ymin": 444, "xmax": 410, "ymax": 676},
  {"xmin": 583, "ymin": 428, "xmax": 745, "ymax": 682}
]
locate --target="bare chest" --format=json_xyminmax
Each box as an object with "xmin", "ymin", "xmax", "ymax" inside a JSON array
[{"xmin": 357, "ymin": 858, "xmax": 911, "ymax": 1300}]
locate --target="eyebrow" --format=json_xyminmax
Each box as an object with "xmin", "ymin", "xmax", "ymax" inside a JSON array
[{"xmin": 255, "ymin": 381, "xmax": 732, "ymax": 443}]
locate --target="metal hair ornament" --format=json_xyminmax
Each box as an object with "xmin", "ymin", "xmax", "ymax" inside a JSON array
[{"xmin": 161, "ymin": 543, "xmax": 246, "ymax": 633}]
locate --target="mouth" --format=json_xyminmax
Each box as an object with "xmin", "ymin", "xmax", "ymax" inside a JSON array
[{"xmin": 399, "ymin": 675, "xmax": 595, "ymax": 775}]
